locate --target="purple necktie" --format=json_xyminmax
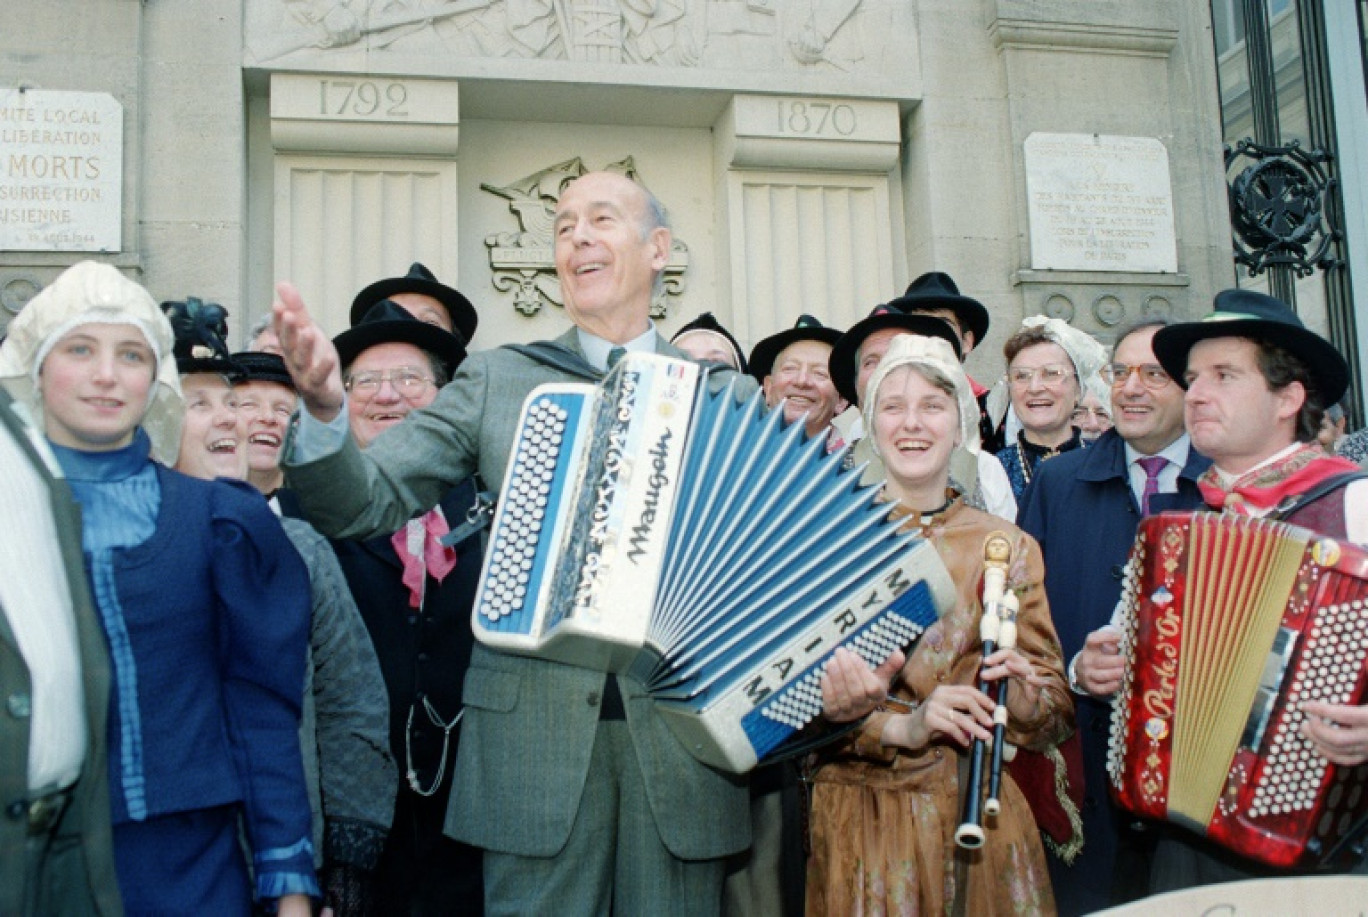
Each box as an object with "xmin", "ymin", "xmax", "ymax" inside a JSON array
[{"xmin": 1137, "ymin": 455, "xmax": 1168, "ymax": 516}]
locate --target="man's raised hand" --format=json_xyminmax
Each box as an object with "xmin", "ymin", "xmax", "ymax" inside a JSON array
[{"xmin": 272, "ymin": 281, "xmax": 345, "ymax": 422}]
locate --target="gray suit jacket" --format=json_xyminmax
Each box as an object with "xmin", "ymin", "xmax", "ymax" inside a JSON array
[
  {"xmin": 0, "ymin": 389, "xmax": 122, "ymax": 915},
  {"xmin": 285, "ymin": 329, "xmax": 752, "ymax": 860}
]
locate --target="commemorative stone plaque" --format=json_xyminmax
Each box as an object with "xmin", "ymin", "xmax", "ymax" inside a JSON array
[
  {"xmin": 0, "ymin": 89, "xmax": 123, "ymax": 252},
  {"xmin": 1025, "ymin": 133, "xmax": 1178, "ymax": 273}
]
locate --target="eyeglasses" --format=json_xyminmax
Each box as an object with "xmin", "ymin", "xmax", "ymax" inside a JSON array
[
  {"xmin": 1007, "ymin": 364, "xmax": 1074, "ymax": 388},
  {"xmin": 1071, "ymin": 405, "xmax": 1112, "ymax": 424},
  {"xmin": 344, "ymin": 367, "xmax": 436, "ymax": 399},
  {"xmin": 1100, "ymin": 362, "xmax": 1172, "ymax": 390}
]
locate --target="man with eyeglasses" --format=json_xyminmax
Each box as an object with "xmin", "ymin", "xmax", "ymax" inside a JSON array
[
  {"xmin": 1016, "ymin": 318, "xmax": 1210, "ymax": 915},
  {"xmin": 322, "ymin": 299, "xmax": 490, "ymax": 914}
]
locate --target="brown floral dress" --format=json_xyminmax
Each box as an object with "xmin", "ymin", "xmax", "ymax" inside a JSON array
[{"xmin": 806, "ymin": 498, "xmax": 1073, "ymax": 916}]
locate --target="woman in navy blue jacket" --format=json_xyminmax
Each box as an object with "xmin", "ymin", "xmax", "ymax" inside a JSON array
[{"xmin": 0, "ymin": 262, "xmax": 318, "ymax": 915}]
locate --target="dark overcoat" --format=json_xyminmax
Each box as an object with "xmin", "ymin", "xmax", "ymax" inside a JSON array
[
  {"xmin": 1016, "ymin": 427, "xmax": 1209, "ymax": 914},
  {"xmin": 0, "ymin": 389, "xmax": 122, "ymax": 916}
]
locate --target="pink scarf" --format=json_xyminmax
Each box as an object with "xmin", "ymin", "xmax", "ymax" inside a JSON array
[{"xmin": 391, "ymin": 508, "xmax": 458, "ymax": 608}]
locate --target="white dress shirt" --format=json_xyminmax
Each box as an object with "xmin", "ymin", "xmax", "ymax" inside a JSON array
[{"xmin": 1122, "ymin": 433, "xmax": 1191, "ymax": 509}]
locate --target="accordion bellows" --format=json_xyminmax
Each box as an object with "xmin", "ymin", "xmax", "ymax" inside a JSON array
[
  {"xmin": 473, "ymin": 353, "xmax": 955, "ymax": 773},
  {"xmin": 1109, "ymin": 511, "xmax": 1368, "ymax": 868}
]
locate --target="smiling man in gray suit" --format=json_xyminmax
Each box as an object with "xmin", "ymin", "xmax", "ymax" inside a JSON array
[{"xmin": 274, "ymin": 171, "xmax": 752, "ymax": 915}]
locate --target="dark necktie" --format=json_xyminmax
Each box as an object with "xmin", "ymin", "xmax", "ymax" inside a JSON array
[
  {"xmin": 1137, "ymin": 455, "xmax": 1168, "ymax": 516},
  {"xmin": 599, "ymin": 342, "xmax": 630, "ymax": 720}
]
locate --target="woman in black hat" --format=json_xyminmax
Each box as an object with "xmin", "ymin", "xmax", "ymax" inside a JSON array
[
  {"xmin": 171, "ymin": 301, "xmax": 397, "ymax": 917},
  {"xmin": 670, "ymin": 312, "xmax": 748, "ymax": 373}
]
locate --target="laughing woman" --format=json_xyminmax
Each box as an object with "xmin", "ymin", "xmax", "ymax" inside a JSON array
[
  {"xmin": 991, "ymin": 316, "xmax": 1107, "ymax": 501},
  {"xmin": 0, "ymin": 262, "xmax": 318, "ymax": 915},
  {"xmin": 807, "ymin": 334, "xmax": 1072, "ymax": 916}
]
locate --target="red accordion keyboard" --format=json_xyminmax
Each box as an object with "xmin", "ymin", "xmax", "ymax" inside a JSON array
[{"xmin": 1109, "ymin": 511, "xmax": 1368, "ymax": 868}]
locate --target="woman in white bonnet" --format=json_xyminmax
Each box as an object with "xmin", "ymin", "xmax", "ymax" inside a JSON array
[
  {"xmin": 0, "ymin": 262, "xmax": 318, "ymax": 915},
  {"xmin": 992, "ymin": 316, "xmax": 1108, "ymax": 499},
  {"xmin": 808, "ymin": 334, "xmax": 1073, "ymax": 915}
]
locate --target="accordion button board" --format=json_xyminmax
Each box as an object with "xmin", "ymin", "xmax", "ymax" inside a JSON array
[
  {"xmin": 472, "ymin": 352, "xmax": 957, "ymax": 773},
  {"xmin": 1109, "ymin": 511, "xmax": 1368, "ymax": 868}
]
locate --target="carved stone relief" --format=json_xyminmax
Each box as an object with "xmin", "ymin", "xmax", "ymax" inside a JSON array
[
  {"xmin": 1031, "ymin": 288, "xmax": 1180, "ymax": 340},
  {"xmin": 0, "ymin": 273, "xmax": 41, "ymax": 315},
  {"xmin": 250, "ymin": 0, "xmax": 881, "ymax": 73},
  {"xmin": 481, "ymin": 156, "xmax": 688, "ymax": 318}
]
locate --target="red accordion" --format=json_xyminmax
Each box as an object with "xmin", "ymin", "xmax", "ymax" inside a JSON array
[{"xmin": 1109, "ymin": 511, "xmax": 1368, "ymax": 868}]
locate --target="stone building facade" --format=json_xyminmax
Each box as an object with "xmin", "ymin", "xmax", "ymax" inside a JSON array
[{"xmin": 3, "ymin": 0, "xmax": 1236, "ymax": 387}]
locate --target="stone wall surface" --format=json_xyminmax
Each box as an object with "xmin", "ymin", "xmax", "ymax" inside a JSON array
[{"xmin": 2, "ymin": 0, "xmax": 1231, "ymax": 367}]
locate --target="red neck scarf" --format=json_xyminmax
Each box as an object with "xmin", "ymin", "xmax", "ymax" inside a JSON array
[{"xmin": 1196, "ymin": 443, "xmax": 1360, "ymax": 515}]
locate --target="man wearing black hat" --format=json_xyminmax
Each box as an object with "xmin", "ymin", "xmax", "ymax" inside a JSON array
[
  {"xmin": 750, "ymin": 315, "xmax": 847, "ymax": 446},
  {"xmin": 828, "ymin": 282, "xmax": 1018, "ymax": 520},
  {"xmin": 882, "ymin": 271, "xmax": 990, "ymax": 365},
  {"xmin": 1078, "ymin": 289, "xmax": 1368, "ymax": 891},
  {"xmin": 326, "ymin": 301, "xmax": 486, "ymax": 915},
  {"xmin": 351, "ymin": 262, "xmax": 479, "ymax": 346}
]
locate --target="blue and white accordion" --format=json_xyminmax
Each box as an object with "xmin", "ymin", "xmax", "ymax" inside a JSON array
[{"xmin": 473, "ymin": 353, "xmax": 955, "ymax": 772}]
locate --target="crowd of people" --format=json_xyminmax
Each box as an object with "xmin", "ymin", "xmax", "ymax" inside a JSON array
[{"xmin": 4, "ymin": 169, "xmax": 1367, "ymax": 916}]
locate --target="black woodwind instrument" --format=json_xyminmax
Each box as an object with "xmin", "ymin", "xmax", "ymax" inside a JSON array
[
  {"xmin": 955, "ymin": 532, "xmax": 1013, "ymax": 849},
  {"xmin": 985, "ymin": 592, "xmax": 1020, "ymax": 817}
]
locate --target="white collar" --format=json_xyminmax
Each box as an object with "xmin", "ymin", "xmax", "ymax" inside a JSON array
[
  {"xmin": 1123, "ymin": 432, "xmax": 1191, "ymax": 470},
  {"xmin": 577, "ymin": 321, "xmax": 658, "ymax": 372}
]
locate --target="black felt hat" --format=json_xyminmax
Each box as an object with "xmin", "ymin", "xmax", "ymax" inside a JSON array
[
  {"xmin": 1152, "ymin": 288, "xmax": 1350, "ymax": 404},
  {"xmin": 333, "ymin": 300, "xmax": 467, "ymax": 377},
  {"xmin": 670, "ymin": 311, "xmax": 748, "ymax": 374},
  {"xmin": 884, "ymin": 272, "xmax": 990, "ymax": 347},
  {"xmin": 349, "ymin": 262, "xmax": 478, "ymax": 346},
  {"xmin": 747, "ymin": 315, "xmax": 844, "ymax": 382},
  {"xmin": 163, "ymin": 297, "xmax": 242, "ymax": 379},
  {"xmin": 231, "ymin": 351, "xmax": 296, "ymax": 390},
  {"xmin": 828, "ymin": 307, "xmax": 963, "ymax": 405}
]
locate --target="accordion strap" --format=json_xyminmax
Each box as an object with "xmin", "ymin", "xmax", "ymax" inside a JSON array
[
  {"xmin": 1320, "ymin": 810, "xmax": 1368, "ymax": 870},
  {"xmin": 501, "ymin": 341, "xmax": 604, "ymax": 381},
  {"xmin": 501, "ymin": 341, "xmax": 732, "ymax": 382},
  {"xmin": 1270, "ymin": 471, "xmax": 1368, "ymax": 522}
]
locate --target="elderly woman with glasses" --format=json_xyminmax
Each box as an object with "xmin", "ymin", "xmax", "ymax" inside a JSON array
[
  {"xmin": 1072, "ymin": 373, "xmax": 1114, "ymax": 444},
  {"xmin": 990, "ymin": 317, "xmax": 1107, "ymax": 500}
]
